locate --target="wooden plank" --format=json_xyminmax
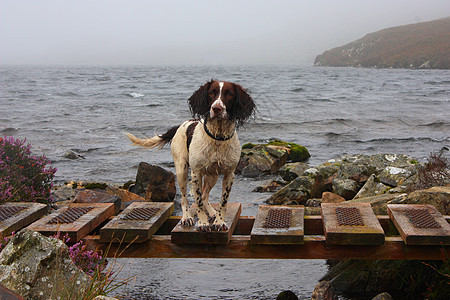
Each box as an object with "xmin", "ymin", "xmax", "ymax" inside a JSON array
[
  {"xmin": 251, "ymin": 205, "xmax": 304, "ymax": 244},
  {"xmin": 321, "ymin": 202, "xmax": 385, "ymax": 245},
  {"xmin": 84, "ymin": 235, "xmax": 450, "ymax": 260},
  {"xmin": 388, "ymin": 204, "xmax": 450, "ymax": 245},
  {"xmin": 171, "ymin": 203, "xmax": 241, "ymax": 244},
  {"xmin": 0, "ymin": 202, "xmax": 47, "ymax": 237},
  {"xmin": 100, "ymin": 202, "xmax": 173, "ymax": 243},
  {"xmin": 28, "ymin": 203, "xmax": 114, "ymax": 242}
]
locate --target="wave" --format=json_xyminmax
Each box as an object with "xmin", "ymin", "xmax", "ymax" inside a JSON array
[
  {"xmin": 126, "ymin": 92, "xmax": 145, "ymax": 98},
  {"xmin": 291, "ymin": 87, "xmax": 305, "ymax": 92},
  {"xmin": 353, "ymin": 137, "xmax": 450, "ymax": 144}
]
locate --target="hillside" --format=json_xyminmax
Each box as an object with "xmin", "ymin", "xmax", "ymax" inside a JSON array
[{"xmin": 314, "ymin": 17, "xmax": 450, "ymax": 69}]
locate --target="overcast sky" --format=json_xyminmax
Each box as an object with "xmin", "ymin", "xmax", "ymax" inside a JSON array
[{"xmin": 1, "ymin": 0, "xmax": 449, "ymax": 65}]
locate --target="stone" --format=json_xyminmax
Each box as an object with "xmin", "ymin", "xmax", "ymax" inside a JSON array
[
  {"xmin": 388, "ymin": 186, "xmax": 450, "ymax": 215},
  {"xmin": 305, "ymin": 198, "xmax": 322, "ymax": 207},
  {"xmin": 106, "ymin": 186, "xmax": 145, "ymax": 210},
  {"xmin": 346, "ymin": 193, "xmax": 406, "ymax": 215},
  {"xmin": 51, "ymin": 183, "xmax": 78, "ymax": 202},
  {"xmin": 135, "ymin": 162, "xmax": 176, "ymax": 202},
  {"xmin": 63, "ymin": 150, "xmax": 83, "ymax": 159},
  {"xmin": 265, "ymin": 176, "xmax": 314, "ymax": 205},
  {"xmin": 353, "ymin": 174, "xmax": 390, "ymax": 199},
  {"xmin": 372, "ymin": 292, "xmax": 394, "ymax": 300},
  {"xmin": 311, "ymin": 281, "xmax": 338, "ymax": 300},
  {"xmin": 93, "ymin": 296, "xmax": 119, "ymax": 300},
  {"xmin": 0, "ymin": 228, "xmax": 91, "ymax": 300},
  {"xmin": 74, "ymin": 189, "xmax": 121, "ymax": 215},
  {"xmin": 322, "ymin": 192, "xmax": 345, "ymax": 203},
  {"xmin": 252, "ymin": 180, "xmax": 285, "ymax": 192},
  {"xmin": 238, "ymin": 145, "xmax": 289, "ymax": 177},
  {"xmin": 278, "ymin": 162, "xmax": 309, "ymax": 181},
  {"xmin": 276, "ymin": 290, "xmax": 298, "ymax": 300},
  {"xmin": 332, "ymin": 178, "xmax": 359, "ymax": 200}
]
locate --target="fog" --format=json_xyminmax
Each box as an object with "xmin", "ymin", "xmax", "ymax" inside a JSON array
[{"xmin": 1, "ymin": 0, "xmax": 449, "ymax": 65}]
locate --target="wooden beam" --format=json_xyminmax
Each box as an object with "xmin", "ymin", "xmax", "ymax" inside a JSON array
[{"xmin": 84, "ymin": 235, "xmax": 450, "ymax": 260}]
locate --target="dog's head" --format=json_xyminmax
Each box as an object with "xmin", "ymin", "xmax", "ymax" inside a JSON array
[{"xmin": 188, "ymin": 80, "xmax": 255, "ymax": 127}]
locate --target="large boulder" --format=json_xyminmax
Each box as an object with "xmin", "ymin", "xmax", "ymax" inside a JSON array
[
  {"xmin": 237, "ymin": 145, "xmax": 289, "ymax": 177},
  {"xmin": 311, "ymin": 281, "xmax": 338, "ymax": 300},
  {"xmin": 388, "ymin": 186, "xmax": 450, "ymax": 214},
  {"xmin": 346, "ymin": 193, "xmax": 406, "ymax": 215},
  {"xmin": 0, "ymin": 228, "xmax": 91, "ymax": 300},
  {"xmin": 133, "ymin": 162, "xmax": 176, "ymax": 202},
  {"xmin": 265, "ymin": 176, "xmax": 315, "ymax": 205},
  {"xmin": 278, "ymin": 162, "xmax": 309, "ymax": 181}
]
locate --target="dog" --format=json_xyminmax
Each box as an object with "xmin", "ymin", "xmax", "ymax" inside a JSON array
[{"xmin": 126, "ymin": 80, "xmax": 255, "ymax": 231}]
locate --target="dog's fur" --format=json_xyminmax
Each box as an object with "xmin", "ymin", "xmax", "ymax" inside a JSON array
[{"xmin": 126, "ymin": 80, "xmax": 255, "ymax": 231}]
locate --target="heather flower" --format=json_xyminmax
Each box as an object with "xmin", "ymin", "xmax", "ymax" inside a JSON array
[{"xmin": 0, "ymin": 136, "xmax": 57, "ymax": 204}]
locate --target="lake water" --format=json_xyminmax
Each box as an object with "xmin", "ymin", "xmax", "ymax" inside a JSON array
[{"xmin": 1, "ymin": 64, "xmax": 448, "ymax": 299}]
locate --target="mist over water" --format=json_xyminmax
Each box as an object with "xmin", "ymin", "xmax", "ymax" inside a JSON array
[{"xmin": 1, "ymin": 65, "xmax": 449, "ymax": 298}]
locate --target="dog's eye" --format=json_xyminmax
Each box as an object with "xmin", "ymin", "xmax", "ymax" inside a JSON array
[{"xmin": 225, "ymin": 90, "xmax": 234, "ymax": 98}]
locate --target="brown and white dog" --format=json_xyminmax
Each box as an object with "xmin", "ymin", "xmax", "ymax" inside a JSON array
[{"xmin": 126, "ymin": 80, "xmax": 255, "ymax": 231}]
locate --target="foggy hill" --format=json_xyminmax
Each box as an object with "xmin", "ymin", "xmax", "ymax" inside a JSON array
[{"xmin": 314, "ymin": 17, "xmax": 450, "ymax": 69}]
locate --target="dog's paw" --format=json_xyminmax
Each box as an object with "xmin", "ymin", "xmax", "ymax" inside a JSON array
[
  {"xmin": 211, "ymin": 219, "xmax": 228, "ymax": 231},
  {"xmin": 197, "ymin": 222, "xmax": 212, "ymax": 232},
  {"xmin": 181, "ymin": 217, "xmax": 195, "ymax": 226}
]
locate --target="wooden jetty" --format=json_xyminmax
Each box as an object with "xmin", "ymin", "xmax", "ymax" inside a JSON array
[{"xmin": 1, "ymin": 201, "xmax": 449, "ymax": 260}]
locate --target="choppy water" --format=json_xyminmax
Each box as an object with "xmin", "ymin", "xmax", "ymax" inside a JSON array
[{"xmin": 1, "ymin": 65, "xmax": 449, "ymax": 299}]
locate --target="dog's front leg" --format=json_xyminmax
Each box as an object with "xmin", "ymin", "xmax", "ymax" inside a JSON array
[
  {"xmin": 191, "ymin": 173, "xmax": 211, "ymax": 231},
  {"xmin": 212, "ymin": 172, "xmax": 234, "ymax": 231}
]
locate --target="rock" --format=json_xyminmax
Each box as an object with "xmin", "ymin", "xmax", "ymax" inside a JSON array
[
  {"xmin": 311, "ymin": 281, "xmax": 338, "ymax": 300},
  {"xmin": 0, "ymin": 228, "xmax": 91, "ymax": 300},
  {"xmin": 278, "ymin": 162, "xmax": 309, "ymax": 181},
  {"xmin": 332, "ymin": 178, "xmax": 359, "ymax": 200},
  {"xmin": 388, "ymin": 186, "xmax": 450, "ymax": 214},
  {"xmin": 106, "ymin": 186, "xmax": 145, "ymax": 210},
  {"xmin": 135, "ymin": 162, "xmax": 176, "ymax": 202},
  {"xmin": 63, "ymin": 150, "xmax": 84, "ymax": 159},
  {"xmin": 322, "ymin": 259, "xmax": 443, "ymax": 299},
  {"xmin": 238, "ymin": 145, "xmax": 289, "ymax": 177},
  {"xmin": 266, "ymin": 139, "xmax": 310, "ymax": 162},
  {"xmin": 353, "ymin": 174, "xmax": 390, "ymax": 199},
  {"xmin": 305, "ymin": 198, "xmax": 322, "ymax": 207},
  {"xmin": 52, "ymin": 183, "xmax": 78, "ymax": 202},
  {"xmin": 276, "ymin": 290, "xmax": 298, "ymax": 300},
  {"xmin": 346, "ymin": 193, "xmax": 406, "ymax": 215},
  {"xmin": 252, "ymin": 180, "xmax": 285, "ymax": 192},
  {"xmin": 265, "ymin": 176, "xmax": 314, "ymax": 205},
  {"xmin": 322, "ymin": 192, "xmax": 345, "ymax": 203},
  {"xmin": 371, "ymin": 292, "xmax": 394, "ymax": 300},
  {"xmin": 74, "ymin": 189, "xmax": 121, "ymax": 215},
  {"xmin": 93, "ymin": 296, "xmax": 119, "ymax": 300}
]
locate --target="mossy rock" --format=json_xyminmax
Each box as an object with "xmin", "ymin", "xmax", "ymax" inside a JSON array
[{"xmin": 267, "ymin": 139, "xmax": 310, "ymax": 162}]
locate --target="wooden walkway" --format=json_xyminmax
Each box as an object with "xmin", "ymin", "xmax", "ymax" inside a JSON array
[
  {"xmin": 1, "ymin": 201, "xmax": 450, "ymax": 260},
  {"xmin": 83, "ymin": 215, "xmax": 450, "ymax": 260}
]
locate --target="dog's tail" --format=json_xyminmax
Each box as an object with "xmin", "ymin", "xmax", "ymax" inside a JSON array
[{"xmin": 126, "ymin": 126, "xmax": 179, "ymax": 149}]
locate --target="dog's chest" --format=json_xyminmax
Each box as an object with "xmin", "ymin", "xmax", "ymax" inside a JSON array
[{"xmin": 189, "ymin": 137, "xmax": 241, "ymax": 174}]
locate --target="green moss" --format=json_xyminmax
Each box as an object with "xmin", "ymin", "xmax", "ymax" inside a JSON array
[
  {"xmin": 242, "ymin": 143, "xmax": 256, "ymax": 149},
  {"xmin": 122, "ymin": 180, "xmax": 135, "ymax": 190},
  {"xmin": 289, "ymin": 145, "xmax": 310, "ymax": 162},
  {"xmin": 410, "ymin": 160, "xmax": 419, "ymax": 164},
  {"xmin": 85, "ymin": 182, "xmax": 108, "ymax": 190}
]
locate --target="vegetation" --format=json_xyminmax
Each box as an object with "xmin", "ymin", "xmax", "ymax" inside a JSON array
[{"xmin": 0, "ymin": 136, "xmax": 57, "ymax": 204}]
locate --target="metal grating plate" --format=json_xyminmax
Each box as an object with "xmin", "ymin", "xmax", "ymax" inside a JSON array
[
  {"xmin": 48, "ymin": 207, "xmax": 94, "ymax": 224},
  {"xmin": 121, "ymin": 207, "xmax": 160, "ymax": 221},
  {"xmin": 405, "ymin": 208, "xmax": 441, "ymax": 228},
  {"xmin": 336, "ymin": 207, "xmax": 365, "ymax": 226},
  {"xmin": 263, "ymin": 208, "xmax": 291, "ymax": 228},
  {"xmin": 0, "ymin": 206, "xmax": 27, "ymax": 222}
]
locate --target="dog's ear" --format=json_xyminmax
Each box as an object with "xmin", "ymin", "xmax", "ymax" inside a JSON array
[
  {"xmin": 231, "ymin": 83, "xmax": 255, "ymax": 127},
  {"xmin": 188, "ymin": 81, "xmax": 212, "ymax": 119}
]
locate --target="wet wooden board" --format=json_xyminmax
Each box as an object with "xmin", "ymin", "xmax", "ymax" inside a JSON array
[
  {"xmin": 251, "ymin": 205, "xmax": 304, "ymax": 244},
  {"xmin": 171, "ymin": 203, "xmax": 241, "ymax": 244},
  {"xmin": 0, "ymin": 202, "xmax": 47, "ymax": 237},
  {"xmin": 321, "ymin": 202, "xmax": 385, "ymax": 245},
  {"xmin": 28, "ymin": 203, "xmax": 114, "ymax": 242},
  {"xmin": 388, "ymin": 204, "xmax": 450, "ymax": 245},
  {"xmin": 100, "ymin": 202, "xmax": 174, "ymax": 243}
]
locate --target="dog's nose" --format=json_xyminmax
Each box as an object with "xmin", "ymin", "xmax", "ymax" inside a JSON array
[{"xmin": 212, "ymin": 105, "xmax": 223, "ymax": 115}]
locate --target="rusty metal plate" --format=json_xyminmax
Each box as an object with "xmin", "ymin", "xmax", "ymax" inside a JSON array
[
  {"xmin": 48, "ymin": 206, "xmax": 94, "ymax": 224},
  {"xmin": 0, "ymin": 206, "xmax": 27, "ymax": 222},
  {"xmin": 336, "ymin": 207, "xmax": 365, "ymax": 226},
  {"xmin": 405, "ymin": 208, "xmax": 441, "ymax": 229},
  {"xmin": 121, "ymin": 207, "xmax": 160, "ymax": 221},
  {"xmin": 263, "ymin": 208, "xmax": 292, "ymax": 229}
]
